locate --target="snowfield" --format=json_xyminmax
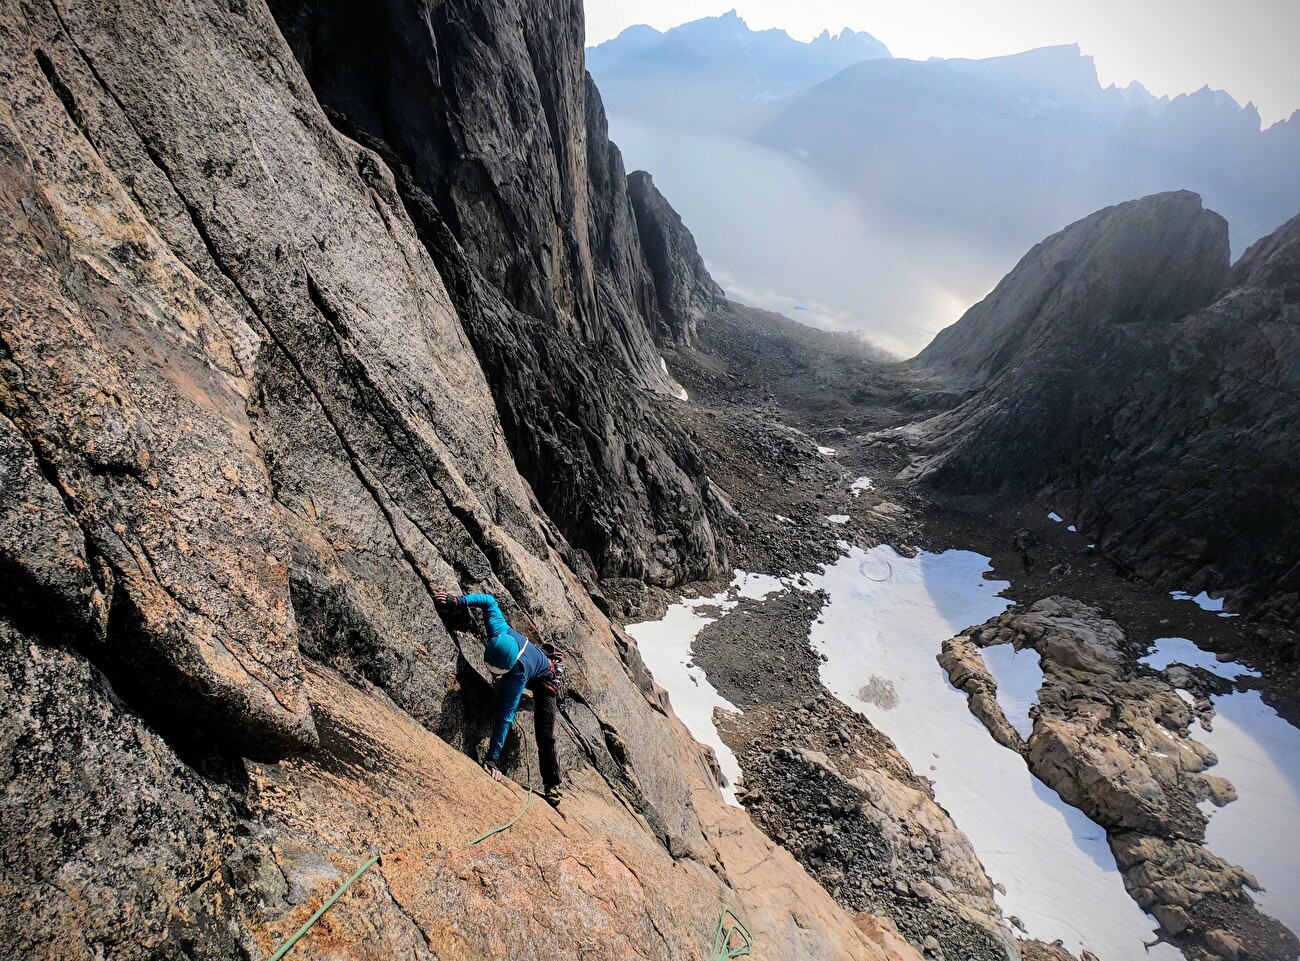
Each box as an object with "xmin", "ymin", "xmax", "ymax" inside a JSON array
[
  {"xmin": 1147, "ymin": 635, "xmax": 1300, "ymax": 938},
  {"xmin": 981, "ymin": 643, "xmax": 1044, "ymax": 739},
  {"xmin": 1194, "ymin": 689, "xmax": 1300, "ymax": 936},
  {"xmin": 1141, "ymin": 636, "xmax": 1260, "ymax": 680},
  {"xmin": 627, "ymin": 571, "xmax": 792, "ymax": 806},
  {"xmin": 806, "ymin": 546, "xmax": 1181, "ymax": 960},
  {"xmin": 625, "ymin": 549, "xmax": 1300, "ymax": 959},
  {"xmin": 1170, "ymin": 589, "xmax": 1239, "ymax": 617}
]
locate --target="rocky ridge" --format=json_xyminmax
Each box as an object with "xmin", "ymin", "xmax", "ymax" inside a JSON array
[
  {"xmin": 942, "ymin": 598, "xmax": 1300, "ymax": 960},
  {"xmin": 898, "ymin": 192, "xmax": 1300, "ymax": 630},
  {"xmin": 267, "ymin": 0, "xmax": 729, "ymax": 587},
  {"xmin": 627, "ymin": 169, "xmax": 726, "ymax": 347},
  {"xmin": 0, "ymin": 1, "xmax": 922, "ymax": 958}
]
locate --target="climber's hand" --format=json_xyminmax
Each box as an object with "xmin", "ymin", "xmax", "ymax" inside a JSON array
[
  {"xmin": 482, "ymin": 761, "xmax": 503, "ymax": 782},
  {"xmin": 434, "ymin": 591, "xmax": 454, "ymax": 606}
]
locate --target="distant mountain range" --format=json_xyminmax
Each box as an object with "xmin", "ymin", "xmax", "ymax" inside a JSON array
[
  {"xmin": 589, "ymin": 12, "xmax": 1300, "ymax": 256},
  {"xmin": 586, "ymin": 10, "xmax": 889, "ymax": 127}
]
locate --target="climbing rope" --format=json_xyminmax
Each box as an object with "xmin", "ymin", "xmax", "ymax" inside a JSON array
[
  {"xmin": 468, "ymin": 727, "xmax": 535, "ymax": 846},
  {"xmin": 264, "ymin": 853, "xmax": 381, "ymax": 961},
  {"xmin": 261, "ymin": 730, "xmax": 756, "ymax": 961},
  {"xmin": 261, "ymin": 730, "xmax": 535, "ymax": 960},
  {"xmin": 708, "ymin": 908, "xmax": 753, "ymax": 960}
]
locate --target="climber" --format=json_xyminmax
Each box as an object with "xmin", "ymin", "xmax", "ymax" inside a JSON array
[{"xmin": 434, "ymin": 591, "xmax": 563, "ymax": 806}]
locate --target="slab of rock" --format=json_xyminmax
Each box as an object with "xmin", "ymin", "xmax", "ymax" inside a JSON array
[
  {"xmin": 0, "ymin": 2, "xmax": 926, "ymax": 958},
  {"xmin": 1, "ymin": 6, "xmax": 315, "ymax": 757},
  {"xmin": 267, "ymin": 0, "xmax": 731, "ymax": 586},
  {"xmin": 953, "ymin": 598, "xmax": 1300, "ymax": 960}
]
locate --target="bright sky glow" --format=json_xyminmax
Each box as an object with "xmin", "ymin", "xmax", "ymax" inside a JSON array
[{"xmin": 585, "ymin": 1, "xmax": 1300, "ymax": 125}]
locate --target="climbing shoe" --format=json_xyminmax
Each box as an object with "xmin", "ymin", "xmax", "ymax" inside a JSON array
[{"xmin": 541, "ymin": 784, "xmax": 562, "ymax": 807}]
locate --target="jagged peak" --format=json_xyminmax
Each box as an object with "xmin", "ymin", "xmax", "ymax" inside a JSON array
[
  {"xmin": 1233, "ymin": 209, "xmax": 1300, "ymax": 295},
  {"xmin": 649, "ymin": 12, "xmax": 886, "ymax": 54},
  {"xmin": 1264, "ymin": 108, "xmax": 1300, "ymax": 133}
]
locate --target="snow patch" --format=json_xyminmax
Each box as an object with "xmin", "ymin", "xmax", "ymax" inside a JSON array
[
  {"xmin": 826, "ymin": 514, "xmax": 850, "ymax": 525},
  {"xmin": 675, "ymin": 385, "xmax": 690, "ymax": 402},
  {"xmin": 1170, "ymin": 589, "xmax": 1239, "ymax": 617},
  {"xmin": 1140, "ymin": 637, "xmax": 1260, "ymax": 680},
  {"xmin": 1192, "ymin": 689, "xmax": 1300, "ymax": 935},
  {"xmin": 627, "ymin": 570, "xmax": 801, "ymax": 807},
  {"xmin": 627, "ymin": 592, "xmax": 744, "ymax": 805},
  {"xmin": 850, "ymin": 476, "xmax": 874, "ymax": 497},
  {"xmin": 1047, "ymin": 511, "xmax": 1064, "ymax": 523},
  {"xmin": 817, "ymin": 445, "xmax": 837, "ymax": 456},
  {"xmin": 1067, "ymin": 525, "xmax": 1077, "ymax": 533},
  {"xmin": 730, "ymin": 570, "xmax": 789, "ymax": 601},
  {"xmin": 981, "ymin": 644, "xmax": 1044, "ymax": 740},
  {"xmin": 806, "ymin": 546, "xmax": 1176, "ymax": 959}
]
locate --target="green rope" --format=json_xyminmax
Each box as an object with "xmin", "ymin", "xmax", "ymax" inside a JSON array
[
  {"xmin": 468, "ymin": 727, "xmax": 535, "ymax": 846},
  {"xmin": 262, "ymin": 730, "xmax": 536, "ymax": 960},
  {"xmin": 264, "ymin": 852, "xmax": 380, "ymax": 961},
  {"xmin": 260, "ymin": 732, "xmax": 756, "ymax": 961},
  {"xmin": 708, "ymin": 908, "xmax": 753, "ymax": 961}
]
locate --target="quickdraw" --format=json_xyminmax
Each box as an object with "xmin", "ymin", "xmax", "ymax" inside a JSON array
[{"xmin": 542, "ymin": 641, "xmax": 570, "ymax": 701}]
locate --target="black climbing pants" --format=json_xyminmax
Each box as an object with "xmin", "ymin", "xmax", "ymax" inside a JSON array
[{"xmin": 528, "ymin": 677, "xmax": 561, "ymax": 789}]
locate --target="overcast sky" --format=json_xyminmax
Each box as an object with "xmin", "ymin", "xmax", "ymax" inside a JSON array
[{"xmin": 585, "ymin": 1, "xmax": 1300, "ymax": 125}]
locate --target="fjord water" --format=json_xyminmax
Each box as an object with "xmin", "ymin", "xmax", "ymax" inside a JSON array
[{"xmin": 607, "ymin": 115, "xmax": 1021, "ymax": 357}]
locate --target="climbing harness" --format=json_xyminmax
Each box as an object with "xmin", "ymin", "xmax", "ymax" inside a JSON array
[
  {"xmin": 261, "ymin": 729, "xmax": 537, "ymax": 960},
  {"xmin": 541, "ymin": 641, "xmax": 570, "ymax": 701},
  {"xmin": 708, "ymin": 908, "xmax": 753, "ymax": 960}
]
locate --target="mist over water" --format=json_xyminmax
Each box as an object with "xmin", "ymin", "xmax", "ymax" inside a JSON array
[{"xmin": 609, "ymin": 115, "xmax": 1023, "ymax": 357}]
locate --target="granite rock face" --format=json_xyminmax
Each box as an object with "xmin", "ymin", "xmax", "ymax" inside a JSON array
[
  {"xmin": 628, "ymin": 169, "xmax": 726, "ymax": 346},
  {"xmin": 0, "ymin": 2, "xmax": 914, "ymax": 958},
  {"xmin": 902, "ymin": 192, "xmax": 1300, "ymax": 625},
  {"xmin": 266, "ymin": 0, "xmax": 729, "ymax": 586},
  {"xmin": 943, "ymin": 598, "xmax": 1299, "ymax": 960}
]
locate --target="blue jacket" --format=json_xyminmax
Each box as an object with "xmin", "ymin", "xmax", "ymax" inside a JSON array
[
  {"xmin": 462, "ymin": 594, "xmax": 551, "ymax": 764},
  {"xmin": 485, "ymin": 642, "xmax": 552, "ymax": 765},
  {"xmin": 462, "ymin": 593, "xmax": 523, "ymax": 673}
]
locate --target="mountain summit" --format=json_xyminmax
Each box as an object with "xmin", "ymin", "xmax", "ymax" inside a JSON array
[{"xmin": 900, "ymin": 193, "xmax": 1300, "ymax": 624}]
